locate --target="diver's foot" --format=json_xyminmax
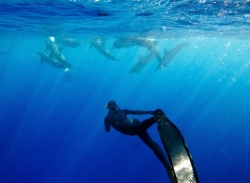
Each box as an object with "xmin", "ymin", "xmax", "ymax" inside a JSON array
[{"xmin": 154, "ymin": 109, "xmax": 166, "ymax": 122}]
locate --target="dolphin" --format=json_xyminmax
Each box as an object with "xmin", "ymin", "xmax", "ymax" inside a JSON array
[
  {"xmin": 90, "ymin": 37, "xmax": 118, "ymax": 61},
  {"xmin": 155, "ymin": 43, "xmax": 187, "ymax": 71},
  {"xmin": 51, "ymin": 37, "xmax": 82, "ymax": 48},
  {"xmin": 45, "ymin": 38, "xmax": 67, "ymax": 63},
  {"xmin": 128, "ymin": 51, "xmax": 155, "ymax": 74},
  {"xmin": 112, "ymin": 37, "xmax": 157, "ymax": 49},
  {"xmin": 112, "ymin": 37, "xmax": 162, "ymax": 62},
  {"xmin": 37, "ymin": 52, "xmax": 72, "ymax": 69}
]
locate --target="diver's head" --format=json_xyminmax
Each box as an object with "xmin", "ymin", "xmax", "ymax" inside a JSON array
[{"xmin": 105, "ymin": 100, "xmax": 118, "ymax": 111}]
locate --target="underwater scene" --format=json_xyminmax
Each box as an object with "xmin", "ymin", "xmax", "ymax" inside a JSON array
[{"xmin": 0, "ymin": 1, "xmax": 250, "ymax": 183}]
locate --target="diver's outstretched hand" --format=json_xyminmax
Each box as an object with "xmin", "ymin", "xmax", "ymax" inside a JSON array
[{"xmin": 149, "ymin": 111, "xmax": 156, "ymax": 115}]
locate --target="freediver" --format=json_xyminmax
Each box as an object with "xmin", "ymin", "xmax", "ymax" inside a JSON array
[{"xmin": 104, "ymin": 100, "xmax": 175, "ymax": 181}]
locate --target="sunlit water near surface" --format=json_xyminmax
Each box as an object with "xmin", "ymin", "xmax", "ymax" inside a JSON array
[{"xmin": 0, "ymin": 1, "xmax": 250, "ymax": 183}]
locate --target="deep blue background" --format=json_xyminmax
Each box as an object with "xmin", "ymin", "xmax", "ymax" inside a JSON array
[
  {"xmin": 0, "ymin": 35, "xmax": 249, "ymax": 183},
  {"xmin": 1, "ymin": 0, "xmax": 250, "ymax": 181}
]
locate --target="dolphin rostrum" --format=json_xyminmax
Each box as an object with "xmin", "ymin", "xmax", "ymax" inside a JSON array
[
  {"xmin": 90, "ymin": 37, "xmax": 118, "ymax": 61},
  {"xmin": 155, "ymin": 43, "xmax": 187, "ymax": 71},
  {"xmin": 112, "ymin": 37, "xmax": 162, "ymax": 62}
]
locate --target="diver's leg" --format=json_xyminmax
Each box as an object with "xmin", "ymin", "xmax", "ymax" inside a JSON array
[
  {"xmin": 138, "ymin": 132, "xmax": 176, "ymax": 182},
  {"xmin": 126, "ymin": 117, "xmax": 156, "ymax": 135},
  {"xmin": 138, "ymin": 132, "xmax": 169, "ymax": 168},
  {"xmin": 139, "ymin": 117, "xmax": 156, "ymax": 132}
]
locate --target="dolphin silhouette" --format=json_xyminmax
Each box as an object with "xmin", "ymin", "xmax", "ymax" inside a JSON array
[
  {"xmin": 155, "ymin": 43, "xmax": 187, "ymax": 71},
  {"xmin": 128, "ymin": 51, "xmax": 155, "ymax": 74},
  {"xmin": 37, "ymin": 52, "xmax": 72, "ymax": 69},
  {"xmin": 112, "ymin": 37, "xmax": 162, "ymax": 62},
  {"xmin": 45, "ymin": 38, "xmax": 67, "ymax": 63},
  {"xmin": 90, "ymin": 37, "xmax": 118, "ymax": 61}
]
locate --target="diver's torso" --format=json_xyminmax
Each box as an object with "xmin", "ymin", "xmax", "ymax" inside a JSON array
[{"xmin": 107, "ymin": 110, "xmax": 139, "ymax": 135}]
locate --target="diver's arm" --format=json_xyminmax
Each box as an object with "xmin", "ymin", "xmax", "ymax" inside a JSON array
[
  {"xmin": 124, "ymin": 109, "xmax": 155, "ymax": 115},
  {"xmin": 104, "ymin": 118, "xmax": 110, "ymax": 132}
]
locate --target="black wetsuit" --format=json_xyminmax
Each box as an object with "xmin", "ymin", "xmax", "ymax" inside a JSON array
[{"xmin": 104, "ymin": 109, "xmax": 169, "ymax": 169}]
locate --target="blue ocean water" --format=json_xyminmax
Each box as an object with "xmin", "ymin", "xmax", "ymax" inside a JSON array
[{"xmin": 0, "ymin": 1, "xmax": 250, "ymax": 183}]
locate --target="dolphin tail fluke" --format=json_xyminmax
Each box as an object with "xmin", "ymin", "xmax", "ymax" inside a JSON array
[
  {"xmin": 108, "ymin": 55, "xmax": 119, "ymax": 61},
  {"xmin": 155, "ymin": 63, "xmax": 161, "ymax": 72},
  {"xmin": 127, "ymin": 70, "xmax": 139, "ymax": 75}
]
